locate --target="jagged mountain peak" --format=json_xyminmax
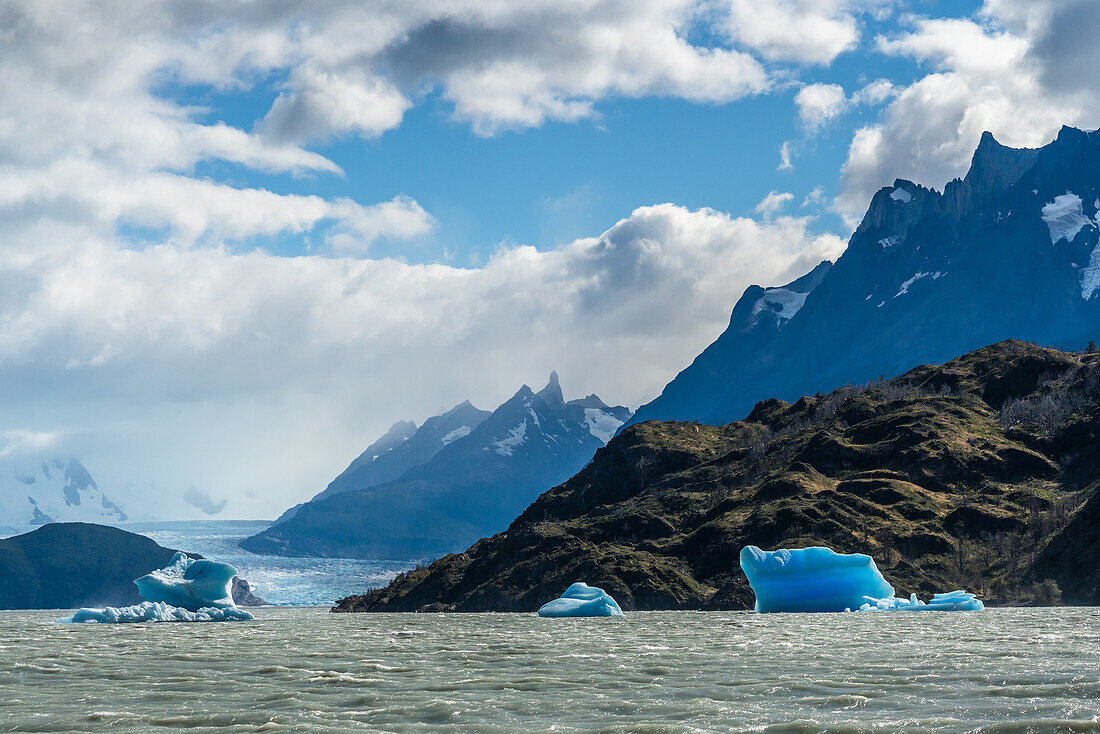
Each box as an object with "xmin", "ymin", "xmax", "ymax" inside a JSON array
[
  {"xmin": 567, "ymin": 394, "xmax": 611, "ymax": 410},
  {"xmin": 384, "ymin": 419, "xmax": 417, "ymax": 437},
  {"xmin": 627, "ymin": 124, "xmax": 1100, "ymax": 430},
  {"xmin": 535, "ymin": 370, "xmax": 564, "ymax": 408},
  {"xmin": 245, "ymin": 371, "xmax": 633, "ymax": 559}
]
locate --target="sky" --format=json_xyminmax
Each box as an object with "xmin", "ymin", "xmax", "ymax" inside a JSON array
[{"xmin": 2, "ymin": 0, "xmax": 1099, "ymax": 520}]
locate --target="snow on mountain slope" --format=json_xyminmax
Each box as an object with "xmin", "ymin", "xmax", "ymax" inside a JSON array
[
  {"xmin": 1041, "ymin": 193, "xmax": 1094, "ymax": 244},
  {"xmin": 242, "ymin": 374, "xmax": 631, "ymax": 559},
  {"xmin": 584, "ymin": 407, "xmax": 625, "ymax": 443},
  {"xmin": 0, "ymin": 457, "xmax": 127, "ymax": 526}
]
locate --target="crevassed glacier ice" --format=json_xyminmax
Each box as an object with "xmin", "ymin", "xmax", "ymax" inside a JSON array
[
  {"xmin": 57, "ymin": 552, "xmax": 254, "ymax": 624},
  {"xmin": 740, "ymin": 545, "xmax": 984, "ymax": 613},
  {"xmin": 538, "ymin": 582, "xmax": 623, "ymax": 618}
]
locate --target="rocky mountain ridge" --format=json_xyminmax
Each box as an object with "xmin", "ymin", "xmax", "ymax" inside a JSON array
[
  {"xmin": 627, "ymin": 126, "xmax": 1100, "ymax": 429},
  {"xmin": 243, "ymin": 373, "xmax": 631, "ymax": 560},
  {"xmin": 337, "ymin": 341, "xmax": 1100, "ymax": 612}
]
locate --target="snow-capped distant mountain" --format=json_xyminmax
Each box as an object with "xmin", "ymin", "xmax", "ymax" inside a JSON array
[
  {"xmin": 627, "ymin": 126, "xmax": 1100, "ymax": 429},
  {"xmin": 270, "ymin": 403, "xmax": 489, "ymax": 524},
  {"xmin": 0, "ymin": 457, "xmax": 127, "ymax": 526},
  {"xmin": 241, "ymin": 373, "xmax": 631, "ymax": 559}
]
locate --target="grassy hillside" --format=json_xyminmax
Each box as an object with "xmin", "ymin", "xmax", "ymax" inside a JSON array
[{"xmin": 336, "ymin": 341, "xmax": 1100, "ymax": 612}]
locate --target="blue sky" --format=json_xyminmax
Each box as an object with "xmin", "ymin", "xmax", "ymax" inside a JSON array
[
  {"xmin": 0, "ymin": 0, "xmax": 1095, "ymax": 520},
  {"xmin": 171, "ymin": 0, "xmax": 981, "ymax": 264}
]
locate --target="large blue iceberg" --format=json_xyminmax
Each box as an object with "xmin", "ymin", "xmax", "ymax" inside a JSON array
[
  {"xmin": 538, "ymin": 582, "xmax": 624, "ymax": 617},
  {"xmin": 58, "ymin": 552, "xmax": 254, "ymax": 624},
  {"xmin": 740, "ymin": 545, "xmax": 984, "ymax": 613}
]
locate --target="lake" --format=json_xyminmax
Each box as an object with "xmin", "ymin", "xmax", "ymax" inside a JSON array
[
  {"xmin": 1, "ymin": 520, "xmax": 416, "ymax": 606},
  {"xmin": 2, "ymin": 607, "xmax": 1098, "ymax": 732}
]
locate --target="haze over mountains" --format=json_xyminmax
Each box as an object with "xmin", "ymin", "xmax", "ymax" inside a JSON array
[
  {"xmin": 242, "ymin": 373, "xmax": 630, "ymax": 559},
  {"xmin": 628, "ymin": 127, "xmax": 1100, "ymax": 429}
]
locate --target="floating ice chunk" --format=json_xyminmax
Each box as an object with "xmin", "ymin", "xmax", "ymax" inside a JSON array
[
  {"xmin": 740, "ymin": 546, "xmax": 984, "ymax": 613},
  {"xmin": 59, "ymin": 602, "xmax": 253, "ymax": 624},
  {"xmin": 56, "ymin": 552, "xmax": 254, "ymax": 624},
  {"xmin": 740, "ymin": 546, "xmax": 894, "ymax": 613},
  {"xmin": 135, "ymin": 552, "xmax": 237, "ymax": 611},
  {"xmin": 854, "ymin": 590, "xmax": 984, "ymax": 612},
  {"xmin": 538, "ymin": 582, "xmax": 623, "ymax": 618}
]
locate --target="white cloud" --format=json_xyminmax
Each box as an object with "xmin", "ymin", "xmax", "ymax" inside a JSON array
[
  {"xmin": 0, "ymin": 161, "xmax": 432, "ymax": 250},
  {"xmin": 778, "ymin": 140, "xmax": 794, "ymax": 170},
  {"xmin": 260, "ymin": 65, "xmax": 411, "ymax": 144},
  {"xmin": 795, "ymin": 83, "xmax": 849, "ymax": 132},
  {"xmin": 836, "ymin": 4, "xmax": 1099, "ymax": 223},
  {"xmin": 802, "ymin": 186, "xmax": 827, "ymax": 207},
  {"xmin": 720, "ymin": 0, "xmax": 861, "ymax": 65},
  {"xmin": 754, "ymin": 191, "xmax": 796, "ymax": 218},
  {"xmin": 0, "ymin": 205, "xmax": 843, "ymax": 517},
  {"xmin": 0, "ymin": 430, "xmax": 59, "ymax": 459},
  {"xmin": 0, "ymin": 0, "xmax": 865, "ymax": 516},
  {"xmin": 851, "ymin": 78, "xmax": 896, "ymax": 106},
  {"xmin": 326, "ymin": 197, "xmax": 436, "ymax": 254}
]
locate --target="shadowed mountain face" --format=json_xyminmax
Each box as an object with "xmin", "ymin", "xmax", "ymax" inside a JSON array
[
  {"xmin": 628, "ymin": 127, "xmax": 1100, "ymax": 430},
  {"xmin": 270, "ymin": 403, "xmax": 490, "ymax": 525},
  {"xmin": 335, "ymin": 342, "xmax": 1100, "ymax": 612},
  {"xmin": 0, "ymin": 523, "xmax": 264, "ymax": 609},
  {"xmin": 242, "ymin": 374, "xmax": 631, "ymax": 560}
]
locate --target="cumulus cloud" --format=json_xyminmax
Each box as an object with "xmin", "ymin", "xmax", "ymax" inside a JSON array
[
  {"xmin": 836, "ymin": 2, "xmax": 1100, "ymax": 222},
  {"xmin": 754, "ymin": 191, "xmax": 796, "ymax": 218},
  {"xmin": 0, "ymin": 0, "xmax": 866, "ymax": 516},
  {"xmin": 0, "ymin": 205, "xmax": 843, "ymax": 516},
  {"xmin": 720, "ymin": 0, "xmax": 861, "ymax": 65},
  {"xmin": 795, "ymin": 83, "xmax": 849, "ymax": 132}
]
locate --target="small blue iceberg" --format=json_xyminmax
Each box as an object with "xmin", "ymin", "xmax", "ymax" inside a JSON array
[
  {"xmin": 739, "ymin": 545, "xmax": 984, "ymax": 613},
  {"xmin": 538, "ymin": 582, "xmax": 624, "ymax": 617},
  {"xmin": 58, "ymin": 552, "xmax": 254, "ymax": 624}
]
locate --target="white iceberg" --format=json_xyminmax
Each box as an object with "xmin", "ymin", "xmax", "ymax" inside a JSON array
[
  {"xmin": 853, "ymin": 590, "xmax": 984, "ymax": 612},
  {"xmin": 739, "ymin": 545, "xmax": 984, "ymax": 613},
  {"xmin": 58, "ymin": 552, "xmax": 254, "ymax": 624},
  {"xmin": 537, "ymin": 582, "xmax": 623, "ymax": 618},
  {"xmin": 134, "ymin": 552, "xmax": 237, "ymax": 610},
  {"xmin": 64, "ymin": 602, "xmax": 253, "ymax": 623}
]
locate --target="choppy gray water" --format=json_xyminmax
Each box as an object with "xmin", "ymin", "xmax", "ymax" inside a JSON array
[{"xmin": 2, "ymin": 607, "xmax": 1099, "ymax": 733}]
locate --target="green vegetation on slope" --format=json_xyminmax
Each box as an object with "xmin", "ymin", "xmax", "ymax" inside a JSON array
[{"xmin": 335, "ymin": 341, "xmax": 1100, "ymax": 612}]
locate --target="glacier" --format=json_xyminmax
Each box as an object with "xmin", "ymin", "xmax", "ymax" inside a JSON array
[
  {"xmin": 740, "ymin": 546, "xmax": 983, "ymax": 613},
  {"xmin": 58, "ymin": 552, "xmax": 254, "ymax": 624},
  {"xmin": 538, "ymin": 582, "xmax": 623, "ymax": 617}
]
